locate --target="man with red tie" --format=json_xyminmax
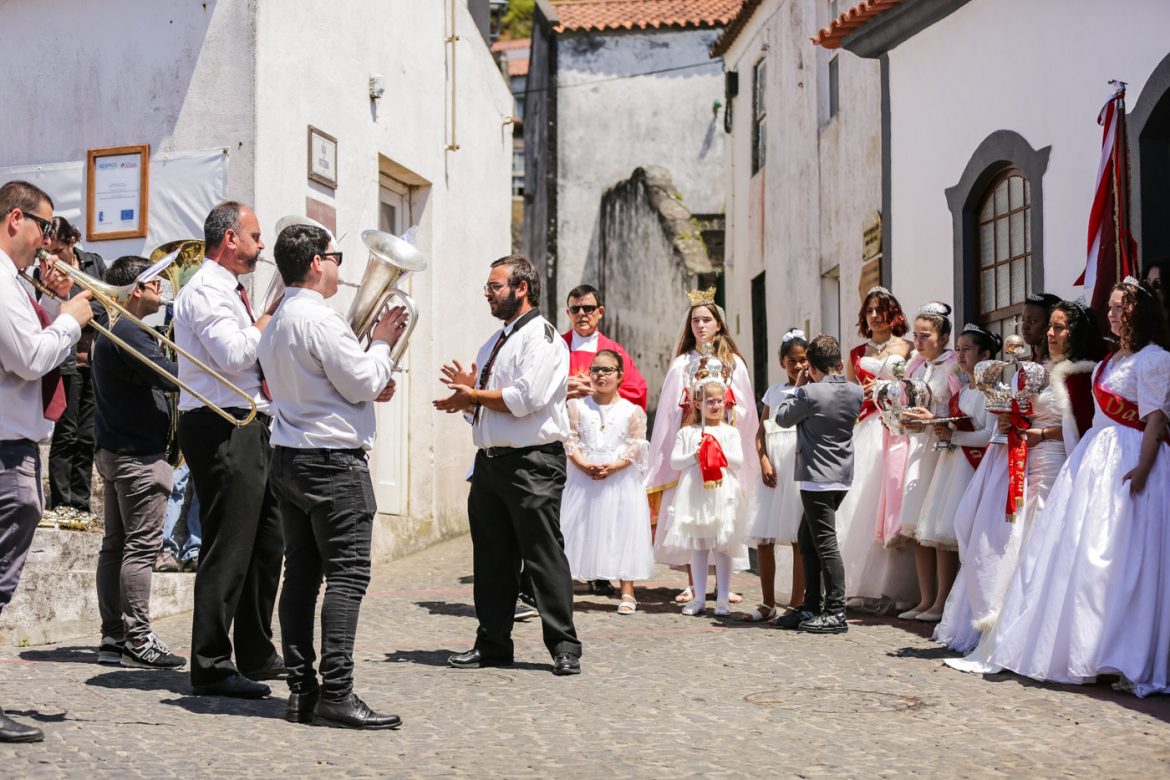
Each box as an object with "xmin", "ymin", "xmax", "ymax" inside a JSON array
[
  {"xmin": 0, "ymin": 180, "xmax": 94, "ymax": 742},
  {"xmin": 562, "ymin": 285, "xmax": 647, "ymax": 411},
  {"xmin": 173, "ymin": 201, "xmax": 285, "ymax": 700}
]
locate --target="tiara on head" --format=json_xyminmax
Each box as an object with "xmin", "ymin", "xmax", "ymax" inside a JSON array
[
  {"xmin": 782, "ymin": 329, "xmax": 807, "ymax": 343},
  {"xmin": 1121, "ymin": 275, "xmax": 1154, "ymax": 296},
  {"xmin": 960, "ymin": 322, "xmax": 984, "ymax": 334},
  {"xmin": 686, "ymin": 287, "xmax": 717, "ymax": 307},
  {"xmin": 866, "ymin": 285, "xmax": 892, "ymax": 297},
  {"xmin": 917, "ymin": 301, "xmax": 951, "ymax": 318}
]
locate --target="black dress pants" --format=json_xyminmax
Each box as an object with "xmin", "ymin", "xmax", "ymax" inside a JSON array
[
  {"xmin": 48, "ymin": 369, "xmax": 96, "ymax": 510},
  {"xmin": 270, "ymin": 446, "xmax": 374, "ymax": 699},
  {"xmin": 468, "ymin": 444, "xmax": 581, "ymax": 660},
  {"xmin": 798, "ymin": 489, "xmax": 848, "ymax": 615},
  {"xmin": 179, "ymin": 408, "xmax": 283, "ymax": 684}
]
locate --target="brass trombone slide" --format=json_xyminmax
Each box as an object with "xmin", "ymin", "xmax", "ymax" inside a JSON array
[{"xmin": 22, "ymin": 252, "xmax": 257, "ymax": 427}]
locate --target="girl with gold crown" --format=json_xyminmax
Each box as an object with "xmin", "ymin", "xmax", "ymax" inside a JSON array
[{"xmin": 645, "ymin": 288, "xmax": 759, "ymax": 604}]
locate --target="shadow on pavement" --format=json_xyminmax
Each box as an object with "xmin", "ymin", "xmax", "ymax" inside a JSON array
[
  {"xmin": 160, "ymin": 695, "xmax": 286, "ymax": 719},
  {"xmin": 888, "ymin": 645, "xmax": 956, "ymax": 660},
  {"xmin": 382, "ymin": 649, "xmax": 547, "ymax": 671},
  {"xmin": 19, "ymin": 645, "xmax": 100, "ymax": 665},
  {"xmin": 982, "ymin": 671, "xmax": 1170, "ymax": 725},
  {"xmin": 4, "ymin": 708, "xmax": 67, "ymax": 723},
  {"xmin": 414, "ymin": 600, "xmax": 476, "ymax": 618},
  {"xmin": 86, "ymin": 669, "xmax": 189, "ymax": 695}
]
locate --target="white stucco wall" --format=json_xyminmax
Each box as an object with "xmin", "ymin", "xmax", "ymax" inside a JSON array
[
  {"xmin": 555, "ymin": 27, "xmax": 727, "ymax": 329},
  {"xmin": 887, "ymin": 0, "xmax": 1170, "ymax": 315}
]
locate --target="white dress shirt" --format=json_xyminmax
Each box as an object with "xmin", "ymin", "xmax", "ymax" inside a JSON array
[
  {"xmin": 472, "ymin": 311, "xmax": 569, "ymax": 449},
  {"xmin": 172, "ymin": 259, "xmax": 268, "ymax": 413},
  {"xmin": 258, "ymin": 287, "xmax": 394, "ymax": 451},
  {"xmin": 0, "ymin": 249, "xmax": 81, "ymax": 442}
]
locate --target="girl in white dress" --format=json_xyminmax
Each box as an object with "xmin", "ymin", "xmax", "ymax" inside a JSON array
[
  {"xmin": 562, "ymin": 350, "xmax": 655, "ymax": 615},
  {"xmin": 897, "ymin": 302, "xmax": 959, "ymax": 621},
  {"xmin": 661, "ymin": 358, "xmax": 745, "ymax": 617},
  {"xmin": 743, "ymin": 329, "xmax": 808, "ymax": 622},
  {"xmin": 958, "ymin": 281, "xmax": 1170, "ymax": 695},
  {"xmin": 941, "ymin": 299, "xmax": 1103, "ymax": 656},
  {"xmin": 645, "ymin": 290, "xmax": 759, "ymax": 603}
]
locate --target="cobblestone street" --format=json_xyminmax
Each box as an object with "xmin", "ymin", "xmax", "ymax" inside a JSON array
[{"xmin": 4, "ymin": 534, "xmax": 1170, "ymax": 777}]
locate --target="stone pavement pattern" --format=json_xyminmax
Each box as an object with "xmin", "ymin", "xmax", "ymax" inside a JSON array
[{"xmin": 3, "ymin": 534, "xmax": 1170, "ymax": 777}]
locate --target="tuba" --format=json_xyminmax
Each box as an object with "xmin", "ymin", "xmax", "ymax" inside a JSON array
[
  {"xmin": 260, "ymin": 214, "xmax": 339, "ymax": 312},
  {"xmin": 347, "ymin": 229, "xmax": 427, "ymax": 373}
]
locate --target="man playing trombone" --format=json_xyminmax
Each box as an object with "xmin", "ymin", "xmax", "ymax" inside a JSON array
[
  {"xmin": 0, "ymin": 180, "xmax": 94, "ymax": 742},
  {"xmin": 258, "ymin": 223, "xmax": 406, "ymax": 729},
  {"xmin": 173, "ymin": 201, "xmax": 284, "ymax": 699}
]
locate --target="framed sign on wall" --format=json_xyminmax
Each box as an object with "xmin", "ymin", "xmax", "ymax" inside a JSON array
[
  {"xmin": 86, "ymin": 144, "xmax": 149, "ymax": 241},
  {"xmin": 307, "ymin": 125, "xmax": 338, "ymax": 189}
]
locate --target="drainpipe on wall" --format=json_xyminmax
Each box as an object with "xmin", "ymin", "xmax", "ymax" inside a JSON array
[{"xmin": 447, "ymin": 0, "xmax": 461, "ymax": 151}]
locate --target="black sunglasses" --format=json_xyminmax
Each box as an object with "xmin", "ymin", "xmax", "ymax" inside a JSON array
[
  {"xmin": 569, "ymin": 304, "xmax": 599, "ymax": 315},
  {"xmin": 20, "ymin": 210, "xmax": 52, "ymax": 238},
  {"xmin": 319, "ymin": 251, "xmax": 343, "ymax": 267}
]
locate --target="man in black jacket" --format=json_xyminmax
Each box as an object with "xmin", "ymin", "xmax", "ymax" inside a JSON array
[{"xmin": 91, "ymin": 255, "xmax": 186, "ymax": 670}]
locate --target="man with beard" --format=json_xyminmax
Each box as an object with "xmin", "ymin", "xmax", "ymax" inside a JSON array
[
  {"xmin": 173, "ymin": 201, "xmax": 285, "ymax": 698},
  {"xmin": 434, "ymin": 255, "xmax": 583, "ymax": 676}
]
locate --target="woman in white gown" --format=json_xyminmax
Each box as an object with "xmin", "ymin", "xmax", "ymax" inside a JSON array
[
  {"xmin": 951, "ymin": 281, "xmax": 1170, "ymax": 696},
  {"xmin": 838, "ymin": 287, "xmax": 918, "ymax": 613},
  {"xmin": 645, "ymin": 289, "xmax": 759, "ymax": 602}
]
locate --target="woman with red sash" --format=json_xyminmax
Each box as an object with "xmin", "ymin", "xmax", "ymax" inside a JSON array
[
  {"xmin": 836, "ymin": 286, "xmax": 919, "ymax": 614},
  {"xmin": 952, "ymin": 280, "xmax": 1170, "ymax": 695}
]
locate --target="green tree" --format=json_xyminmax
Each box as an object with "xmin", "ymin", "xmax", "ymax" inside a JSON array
[{"xmin": 501, "ymin": 0, "xmax": 535, "ymax": 39}]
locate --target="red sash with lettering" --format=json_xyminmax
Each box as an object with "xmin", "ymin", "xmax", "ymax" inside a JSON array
[
  {"xmin": 948, "ymin": 390, "xmax": 984, "ymax": 470},
  {"xmin": 852, "ymin": 345, "xmax": 879, "ymax": 423},
  {"xmin": 1093, "ymin": 353, "xmax": 1170, "ymax": 444},
  {"xmin": 1002, "ymin": 370, "xmax": 1030, "ymax": 522}
]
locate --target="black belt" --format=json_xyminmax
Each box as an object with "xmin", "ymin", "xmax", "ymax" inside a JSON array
[
  {"xmin": 184, "ymin": 407, "xmax": 271, "ymax": 426},
  {"xmin": 480, "ymin": 442, "xmax": 564, "ymax": 459},
  {"xmin": 275, "ymin": 445, "xmax": 367, "ymax": 461},
  {"xmin": 0, "ymin": 438, "xmax": 35, "ymax": 448}
]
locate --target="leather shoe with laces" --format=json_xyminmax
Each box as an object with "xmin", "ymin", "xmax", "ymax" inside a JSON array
[
  {"xmin": 286, "ymin": 688, "xmax": 320, "ymax": 724},
  {"xmin": 241, "ymin": 655, "xmax": 290, "ymax": 681},
  {"xmin": 775, "ymin": 607, "xmax": 816, "ymax": 630},
  {"xmin": 797, "ymin": 611, "xmax": 849, "ymax": 634},
  {"xmin": 0, "ymin": 708, "xmax": 44, "ymax": 743},
  {"xmin": 192, "ymin": 673, "xmax": 271, "ymax": 699},
  {"xmin": 447, "ymin": 648, "xmax": 513, "ymax": 669},
  {"xmin": 313, "ymin": 693, "xmax": 402, "ymax": 730},
  {"xmin": 552, "ymin": 653, "xmax": 581, "ymax": 676}
]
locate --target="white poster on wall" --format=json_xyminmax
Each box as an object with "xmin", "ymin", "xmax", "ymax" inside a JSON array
[{"xmin": 0, "ymin": 148, "xmax": 228, "ymax": 261}]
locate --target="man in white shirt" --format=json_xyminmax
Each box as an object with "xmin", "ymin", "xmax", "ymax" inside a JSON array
[
  {"xmin": 259, "ymin": 223, "xmax": 406, "ymax": 730},
  {"xmin": 0, "ymin": 180, "xmax": 94, "ymax": 743},
  {"xmin": 434, "ymin": 255, "xmax": 583, "ymax": 676},
  {"xmin": 173, "ymin": 201, "xmax": 284, "ymax": 699}
]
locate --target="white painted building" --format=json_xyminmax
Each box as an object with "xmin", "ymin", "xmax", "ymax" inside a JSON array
[
  {"xmin": 815, "ymin": 0, "xmax": 1170, "ymax": 338},
  {"xmin": 526, "ymin": 0, "xmax": 738, "ymax": 329},
  {"xmin": 0, "ymin": 0, "xmax": 515, "ymax": 556},
  {"xmin": 715, "ymin": 0, "xmax": 883, "ymax": 393}
]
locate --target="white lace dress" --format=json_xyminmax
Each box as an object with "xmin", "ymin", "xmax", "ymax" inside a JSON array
[
  {"xmin": 561, "ymin": 397, "xmax": 655, "ymax": 581},
  {"xmin": 660, "ymin": 424, "xmax": 746, "ymax": 554},
  {"xmin": 953, "ymin": 346, "xmax": 1170, "ymax": 695},
  {"xmin": 898, "ymin": 350, "xmax": 959, "ymax": 541},
  {"xmin": 748, "ymin": 382, "xmax": 801, "ymax": 545}
]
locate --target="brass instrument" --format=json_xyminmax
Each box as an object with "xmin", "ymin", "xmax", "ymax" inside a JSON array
[
  {"xmin": 259, "ymin": 215, "xmax": 338, "ymax": 312},
  {"xmin": 22, "ymin": 251, "xmax": 257, "ymax": 427},
  {"xmin": 347, "ymin": 229, "xmax": 427, "ymax": 373}
]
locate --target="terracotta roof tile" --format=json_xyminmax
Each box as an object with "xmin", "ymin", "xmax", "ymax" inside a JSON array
[
  {"xmin": 709, "ymin": 0, "xmax": 765, "ymax": 58},
  {"xmin": 811, "ymin": 0, "xmax": 906, "ymax": 49},
  {"xmin": 491, "ymin": 38, "xmax": 532, "ymax": 53},
  {"xmin": 552, "ymin": 0, "xmax": 744, "ymax": 34},
  {"xmin": 507, "ymin": 57, "xmax": 530, "ymax": 77}
]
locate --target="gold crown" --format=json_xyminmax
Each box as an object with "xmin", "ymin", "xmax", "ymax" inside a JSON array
[{"xmin": 686, "ymin": 286, "xmax": 717, "ymax": 307}]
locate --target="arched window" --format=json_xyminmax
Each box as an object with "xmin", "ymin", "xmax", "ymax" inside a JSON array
[{"xmin": 976, "ymin": 171, "xmax": 1031, "ymax": 339}]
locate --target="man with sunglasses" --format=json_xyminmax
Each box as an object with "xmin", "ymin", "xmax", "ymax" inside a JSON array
[
  {"xmin": 90, "ymin": 256, "xmax": 186, "ymax": 671},
  {"xmin": 259, "ymin": 223, "xmax": 406, "ymax": 728},
  {"xmin": 563, "ymin": 285, "xmax": 647, "ymax": 411},
  {"xmin": 0, "ymin": 180, "xmax": 94, "ymax": 742}
]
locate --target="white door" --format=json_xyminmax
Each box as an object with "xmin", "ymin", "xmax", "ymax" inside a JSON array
[{"xmin": 369, "ymin": 181, "xmax": 411, "ymax": 514}]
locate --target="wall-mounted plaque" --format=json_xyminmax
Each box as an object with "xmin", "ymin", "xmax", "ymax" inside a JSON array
[
  {"xmin": 86, "ymin": 144, "xmax": 150, "ymax": 241},
  {"xmin": 308, "ymin": 126, "xmax": 338, "ymax": 189}
]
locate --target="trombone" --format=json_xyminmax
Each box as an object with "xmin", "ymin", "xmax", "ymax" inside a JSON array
[{"xmin": 21, "ymin": 252, "xmax": 258, "ymax": 427}]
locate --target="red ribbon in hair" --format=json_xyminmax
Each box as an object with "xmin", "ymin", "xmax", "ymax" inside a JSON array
[{"xmin": 698, "ymin": 432, "xmax": 728, "ymax": 489}]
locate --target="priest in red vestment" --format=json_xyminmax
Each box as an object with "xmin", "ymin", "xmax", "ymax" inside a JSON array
[{"xmin": 561, "ymin": 284, "xmax": 647, "ymax": 411}]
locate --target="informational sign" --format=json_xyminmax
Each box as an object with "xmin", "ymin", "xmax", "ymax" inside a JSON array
[
  {"xmin": 87, "ymin": 144, "xmax": 150, "ymax": 241},
  {"xmin": 308, "ymin": 125, "xmax": 338, "ymax": 189}
]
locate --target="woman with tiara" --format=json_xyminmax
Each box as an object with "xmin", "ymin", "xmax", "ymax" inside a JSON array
[
  {"xmin": 953, "ymin": 279, "xmax": 1170, "ymax": 695},
  {"xmin": 941, "ymin": 298, "xmax": 1102, "ymax": 655},
  {"xmin": 838, "ymin": 286, "xmax": 918, "ymax": 613},
  {"xmin": 645, "ymin": 288, "xmax": 760, "ymax": 603}
]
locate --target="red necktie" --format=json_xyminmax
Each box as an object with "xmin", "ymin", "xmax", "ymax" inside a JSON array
[
  {"xmin": 28, "ymin": 294, "xmax": 66, "ymax": 421},
  {"xmin": 235, "ymin": 283, "xmax": 273, "ymax": 402}
]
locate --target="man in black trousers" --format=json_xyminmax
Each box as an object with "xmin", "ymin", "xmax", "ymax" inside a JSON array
[
  {"xmin": 434, "ymin": 255, "xmax": 582, "ymax": 675},
  {"xmin": 173, "ymin": 202, "xmax": 284, "ymax": 698}
]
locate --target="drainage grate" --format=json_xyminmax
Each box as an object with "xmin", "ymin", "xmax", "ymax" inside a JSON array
[{"xmin": 744, "ymin": 686, "xmax": 925, "ymax": 714}]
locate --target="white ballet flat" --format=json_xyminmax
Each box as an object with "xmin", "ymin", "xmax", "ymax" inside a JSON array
[
  {"xmin": 673, "ymin": 587, "xmax": 694, "ymax": 604},
  {"xmin": 897, "ymin": 608, "xmax": 921, "ymax": 620},
  {"xmin": 915, "ymin": 611, "xmax": 943, "ymax": 623},
  {"xmin": 713, "ymin": 601, "xmax": 731, "ymax": 617},
  {"xmin": 681, "ymin": 600, "xmax": 706, "ymax": 616}
]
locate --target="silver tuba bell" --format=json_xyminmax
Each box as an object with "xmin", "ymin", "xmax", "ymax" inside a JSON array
[
  {"xmin": 260, "ymin": 214, "xmax": 338, "ymax": 312},
  {"xmin": 347, "ymin": 229, "xmax": 427, "ymax": 373}
]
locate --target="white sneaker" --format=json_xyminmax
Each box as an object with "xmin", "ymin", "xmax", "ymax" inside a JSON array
[{"xmin": 681, "ymin": 599, "xmax": 706, "ymax": 616}]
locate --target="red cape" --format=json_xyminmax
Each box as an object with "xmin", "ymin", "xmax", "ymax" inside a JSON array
[{"xmin": 562, "ymin": 330, "xmax": 648, "ymax": 411}]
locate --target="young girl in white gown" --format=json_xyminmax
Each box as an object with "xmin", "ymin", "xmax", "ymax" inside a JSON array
[
  {"xmin": 660, "ymin": 356, "xmax": 745, "ymax": 617},
  {"xmin": 952, "ymin": 280, "xmax": 1170, "ymax": 696},
  {"xmin": 744, "ymin": 330, "xmax": 808, "ymax": 622},
  {"xmin": 562, "ymin": 350, "xmax": 655, "ymax": 615},
  {"xmin": 940, "ymin": 300, "xmax": 1102, "ymax": 655}
]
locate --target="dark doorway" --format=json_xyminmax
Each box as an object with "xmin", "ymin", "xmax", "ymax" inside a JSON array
[
  {"xmin": 1138, "ymin": 88, "xmax": 1170, "ymax": 271},
  {"xmin": 751, "ymin": 271, "xmax": 768, "ymax": 401}
]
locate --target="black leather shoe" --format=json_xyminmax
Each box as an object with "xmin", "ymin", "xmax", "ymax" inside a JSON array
[
  {"xmin": 241, "ymin": 655, "xmax": 290, "ymax": 681},
  {"xmin": 0, "ymin": 708, "xmax": 44, "ymax": 743},
  {"xmin": 286, "ymin": 688, "xmax": 320, "ymax": 724},
  {"xmin": 192, "ymin": 673, "xmax": 271, "ymax": 699},
  {"xmin": 797, "ymin": 612, "xmax": 849, "ymax": 634},
  {"xmin": 447, "ymin": 648, "xmax": 513, "ymax": 669},
  {"xmin": 313, "ymin": 693, "xmax": 402, "ymax": 730},
  {"xmin": 775, "ymin": 607, "xmax": 817, "ymax": 630},
  {"xmin": 551, "ymin": 653, "xmax": 581, "ymax": 676}
]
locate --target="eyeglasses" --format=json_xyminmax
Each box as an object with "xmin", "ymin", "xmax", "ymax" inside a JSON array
[
  {"xmin": 137, "ymin": 279, "xmax": 163, "ymax": 291},
  {"xmin": 20, "ymin": 210, "xmax": 52, "ymax": 238},
  {"xmin": 569, "ymin": 305, "xmax": 599, "ymax": 315},
  {"xmin": 319, "ymin": 251, "xmax": 343, "ymax": 267},
  {"xmin": 483, "ymin": 282, "xmax": 511, "ymax": 294},
  {"xmin": 589, "ymin": 366, "xmax": 618, "ymax": 375}
]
